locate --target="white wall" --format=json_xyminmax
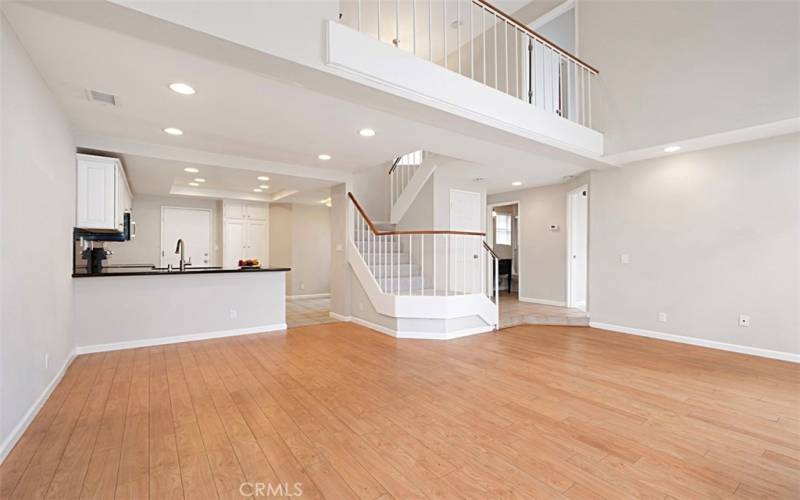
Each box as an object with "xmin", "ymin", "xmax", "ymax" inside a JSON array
[
  {"xmin": 579, "ymin": 0, "xmax": 800, "ymax": 154},
  {"xmin": 269, "ymin": 203, "xmax": 332, "ymax": 296},
  {"xmin": 589, "ymin": 134, "xmax": 799, "ymax": 356},
  {"xmin": 488, "ymin": 172, "xmax": 590, "ymax": 304},
  {"xmin": 329, "ymin": 183, "xmax": 351, "ymax": 317},
  {"xmin": 73, "ymin": 272, "xmax": 286, "ymax": 350},
  {"xmin": 106, "ymin": 194, "xmax": 222, "ymax": 267},
  {"xmin": 1, "ymin": 15, "xmax": 76, "ymax": 457}
]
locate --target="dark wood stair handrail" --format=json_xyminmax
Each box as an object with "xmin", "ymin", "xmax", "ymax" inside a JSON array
[{"xmin": 348, "ymin": 192, "xmax": 486, "ymax": 237}]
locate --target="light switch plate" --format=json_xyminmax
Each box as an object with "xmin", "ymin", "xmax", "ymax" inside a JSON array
[
  {"xmin": 658, "ymin": 312, "xmax": 668, "ymax": 322},
  {"xmin": 620, "ymin": 254, "xmax": 630, "ymax": 264}
]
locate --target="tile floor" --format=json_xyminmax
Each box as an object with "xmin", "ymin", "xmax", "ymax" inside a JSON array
[
  {"xmin": 499, "ymin": 293, "xmax": 589, "ymax": 329},
  {"xmin": 286, "ymin": 296, "xmax": 338, "ymax": 328}
]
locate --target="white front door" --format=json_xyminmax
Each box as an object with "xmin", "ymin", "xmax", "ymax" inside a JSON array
[
  {"xmin": 567, "ymin": 186, "xmax": 588, "ymax": 311},
  {"xmin": 161, "ymin": 207, "xmax": 212, "ymax": 268},
  {"xmin": 449, "ymin": 189, "xmax": 482, "ymax": 294}
]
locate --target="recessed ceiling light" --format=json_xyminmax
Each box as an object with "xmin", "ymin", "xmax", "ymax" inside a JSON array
[
  {"xmin": 359, "ymin": 128, "xmax": 376, "ymax": 137},
  {"xmin": 318, "ymin": 154, "xmax": 332, "ymax": 160},
  {"xmin": 512, "ymin": 181, "xmax": 522, "ymax": 186},
  {"xmin": 164, "ymin": 127, "xmax": 183, "ymax": 136},
  {"xmin": 183, "ymin": 167, "xmax": 199, "ymax": 173},
  {"xmin": 189, "ymin": 182, "xmax": 199, "ymax": 187},
  {"xmin": 194, "ymin": 178, "xmax": 206, "ymax": 183},
  {"xmin": 169, "ymin": 82, "xmax": 195, "ymax": 95},
  {"xmin": 259, "ymin": 185, "xmax": 269, "ymax": 189},
  {"xmin": 257, "ymin": 176, "xmax": 270, "ymax": 181},
  {"xmin": 253, "ymin": 188, "xmax": 263, "ymax": 193},
  {"xmin": 663, "ymin": 145, "xmax": 681, "ymax": 153}
]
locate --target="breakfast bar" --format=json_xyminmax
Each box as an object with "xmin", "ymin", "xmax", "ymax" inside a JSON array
[{"xmin": 73, "ymin": 267, "xmax": 290, "ymax": 352}]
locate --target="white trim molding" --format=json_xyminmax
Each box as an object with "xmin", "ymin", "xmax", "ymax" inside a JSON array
[
  {"xmin": 74, "ymin": 323, "xmax": 287, "ymax": 355},
  {"xmin": 0, "ymin": 353, "xmax": 76, "ymax": 463},
  {"xmin": 590, "ymin": 322, "xmax": 800, "ymax": 363},
  {"xmin": 528, "ymin": 0, "xmax": 575, "ymax": 31},
  {"xmin": 287, "ymin": 293, "xmax": 331, "ymax": 301},
  {"xmin": 602, "ymin": 117, "xmax": 800, "ymax": 166},
  {"xmin": 350, "ymin": 316, "xmax": 493, "ymax": 340},
  {"xmin": 329, "ymin": 311, "xmax": 351, "ymax": 322},
  {"xmin": 519, "ymin": 296, "xmax": 567, "ymax": 307}
]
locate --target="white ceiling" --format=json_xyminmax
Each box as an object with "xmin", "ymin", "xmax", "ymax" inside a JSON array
[
  {"xmin": 100, "ymin": 153, "xmax": 335, "ymax": 204},
  {"xmin": 3, "ymin": 1, "xmax": 604, "ymax": 194}
]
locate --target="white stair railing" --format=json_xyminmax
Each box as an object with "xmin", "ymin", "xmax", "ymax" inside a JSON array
[
  {"xmin": 390, "ymin": 150, "xmax": 424, "ymax": 206},
  {"xmin": 341, "ymin": 0, "xmax": 599, "ymax": 128},
  {"xmin": 350, "ymin": 192, "xmax": 498, "ymax": 304}
]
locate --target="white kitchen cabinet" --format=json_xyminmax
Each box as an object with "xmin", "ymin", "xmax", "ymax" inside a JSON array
[
  {"xmin": 76, "ymin": 154, "xmax": 133, "ymax": 231},
  {"xmin": 222, "ymin": 200, "xmax": 266, "ymax": 220},
  {"xmin": 222, "ymin": 200, "xmax": 269, "ymax": 266}
]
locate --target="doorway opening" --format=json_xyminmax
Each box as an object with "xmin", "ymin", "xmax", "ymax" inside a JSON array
[{"xmin": 567, "ymin": 185, "xmax": 588, "ymax": 311}]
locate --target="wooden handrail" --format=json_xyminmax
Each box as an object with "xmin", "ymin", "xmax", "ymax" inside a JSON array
[
  {"xmin": 482, "ymin": 241, "xmax": 499, "ymax": 259},
  {"xmin": 348, "ymin": 192, "xmax": 486, "ymax": 237},
  {"xmin": 473, "ymin": 0, "xmax": 599, "ymax": 75},
  {"xmin": 388, "ymin": 156, "xmax": 401, "ymax": 176}
]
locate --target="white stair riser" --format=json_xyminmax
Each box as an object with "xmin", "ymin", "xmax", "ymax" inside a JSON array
[{"xmin": 377, "ymin": 276, "xmax": 424, "ymax": 291}]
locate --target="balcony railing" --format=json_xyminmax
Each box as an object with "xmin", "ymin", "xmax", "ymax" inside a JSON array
[{"xmin": 340, "ymin": 0, "xmax": 598, "ymax": 128}]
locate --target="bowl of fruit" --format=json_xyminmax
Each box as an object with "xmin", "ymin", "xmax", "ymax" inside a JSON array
[{"xmin": 238, "ymin": 258, "xmax": 261, "ymax": 269}]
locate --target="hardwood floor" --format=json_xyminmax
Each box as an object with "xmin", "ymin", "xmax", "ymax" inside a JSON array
[{"xmin": 2, "ymin": 322, "xmax": 798, "ymax": 499}]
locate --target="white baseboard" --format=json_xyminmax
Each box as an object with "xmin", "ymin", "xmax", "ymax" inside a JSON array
[
  {"xmin": 349, "ymin": 316, "xmax": 493, "ymax": 340},
  {"xmin": 74, "ymin": 323, "xmax": 287, "ymax": 355},
  {"xmin": 590, "ymin": 322, "xmax": 800, "ymax": 363},
  {"xmin": 0, "ymin": 351, "xmax": 75, "ymax": 463},
  {"xmin": 329, "ymin": 311, "xmax": 352, "ymax": 322},
  {"xmin": 287, "ymin": 293, "xmax": 331, "ymax": 301},
  {"xmin": 519, "ymin": 296, "xmax": 567, "ymax": 307}
]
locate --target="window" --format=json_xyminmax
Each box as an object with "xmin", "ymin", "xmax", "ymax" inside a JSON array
[{"xmin": 495, "ymin": 213, "xmax": 512, "ymax": 245}]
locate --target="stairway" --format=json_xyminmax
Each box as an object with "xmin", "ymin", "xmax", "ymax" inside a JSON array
[{"xmin": 353, "ymin": 221, "xmax": 426, "ymax": 294}]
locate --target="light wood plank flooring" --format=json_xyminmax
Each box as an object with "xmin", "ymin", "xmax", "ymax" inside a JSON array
[{"xmin": 1, "ymin": 323, "xmax": 798, "ymax": 499}]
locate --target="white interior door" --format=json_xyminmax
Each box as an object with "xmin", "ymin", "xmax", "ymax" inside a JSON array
[
  {"xmin": 223, "ymin": 219, "xmax": 246, "ymax": 267},
  {"xmin": 567, "ymin": 186, "xmax": 588, "ymax": 311},
  {"xmin": 161, "ymin": 207, "xmax": 211, "ymax": 268},
  {"xmin": 450, "ymin": 189, "xmax": 482, "ymax": 294},
  {"xmin": 245, "ymin": 220, "xmax": 267, "ymax": 262}
]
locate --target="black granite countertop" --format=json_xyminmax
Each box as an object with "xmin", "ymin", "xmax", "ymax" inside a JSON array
[{"xmin": 72, "ymin": 266, "xmax": 291, "ymax": 278}]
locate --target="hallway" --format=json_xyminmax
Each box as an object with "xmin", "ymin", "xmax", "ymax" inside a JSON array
[{"xmin": 499, "ymin": 295, "xmax": 589, "ymax": 329}]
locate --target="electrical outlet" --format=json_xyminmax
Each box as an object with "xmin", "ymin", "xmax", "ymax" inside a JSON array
[
  {"xmin": 299, "ymin": 283, "xmax": 305, "ymax": 290},
  {"xmin": 44, "ymin": 353, "xmax": 50, "ymax": 370},
  {"xmin": 739, "ymin": 314, "xmax": 750, "ymax": 327},
  {"xmin": 229, "ymin": 309, "xmax": 238, "ymax": 320},
  {"xmin": 620, "ymin": 253, "xmax": 630, "ymax": 264},
  {"xmin": 658, "ymin": 312, "xmax": 668, "ymax": 322}
]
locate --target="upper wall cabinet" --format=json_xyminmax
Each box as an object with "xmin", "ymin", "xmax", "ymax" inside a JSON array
[
  {"xmin": 76, "ymin": 154, "xmax": 133, "ymax": 231},
  {"xmin": 223, "ymin": 200, "xmax": 267, "ymax": 220}
]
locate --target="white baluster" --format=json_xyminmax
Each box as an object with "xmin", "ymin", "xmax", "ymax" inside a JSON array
[
  {"xmin": 515, "ymin": 28, "xmax": 519, "ymax": 99},
  {"xmin": 443, "ymin": 0, "xmax": 447, "ymax": 68},
  {"xmin": 358, "ymin": 0, "xmax": 362, "ymax": 31},
  {"xmin": 412, "ymin": 0, "xmax": 416, "ymax": 56},
  {"xmin": 408, "ymin": 234, "xmax": 412, "ymax": 295},
  {"xmin": 428, "ymin": 0, "xmax": 432, "ymax": 62},
  {"xmin": 505, "ymin": 21, "xmax": 509, "ymax": 94},
  {"xmin": 588, "ymin": 70, "xmax": 592, "ymax": 128},
  {"xmin": 433, "ymin": 234, "xmax": 437, "ymax": 296},
  {"xmin": 445, "ymin": 234, "xmax": 449, "ymax": 296},
  {"xmin": 395, "ymin": 0, "xmax": 400, "ymax": 47},
  {"xmin": 482, "ymin": 7, "xmax": 486, "ymax": 85},
  {"xmin": 493, "ymin": 13, "xmax": 498, "ymax": 89},
  {"xmin": 421, "ymin": 235, "xmax": 425, "ymax": 296},
  {"xmin": 457, "ymin": 0, "xmax": 462, "ymax": 75},
  {"xmin": 377, "ymin": 0, "xmax": 381, "ymax": 41},
  {"xmin": 470, "ymin": 1, "xmax": 474, "ymax": 80}
]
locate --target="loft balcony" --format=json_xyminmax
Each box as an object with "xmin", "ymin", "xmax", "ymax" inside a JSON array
[{"xmin": 333, "ymin": 0, "xmax": 603, "ymax": 156}]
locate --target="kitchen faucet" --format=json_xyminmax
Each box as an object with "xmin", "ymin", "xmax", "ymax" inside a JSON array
[{"xmin": 175, "ymin": 238, "xmax": 191, "ymax": 271}]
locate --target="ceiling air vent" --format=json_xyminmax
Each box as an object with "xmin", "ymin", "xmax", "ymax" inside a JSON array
[{"xmin": 86, "ymin": 89, "xmax": 117, "ymax": 106}]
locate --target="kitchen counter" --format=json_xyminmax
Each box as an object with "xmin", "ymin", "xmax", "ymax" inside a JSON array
[
  {"xmin": 73, "ymin": 268, "xmax": 289, "ymax": 352},
  {"xmin": 72, "ymin": 266, "xmax": 290, "ymax": 277}
]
